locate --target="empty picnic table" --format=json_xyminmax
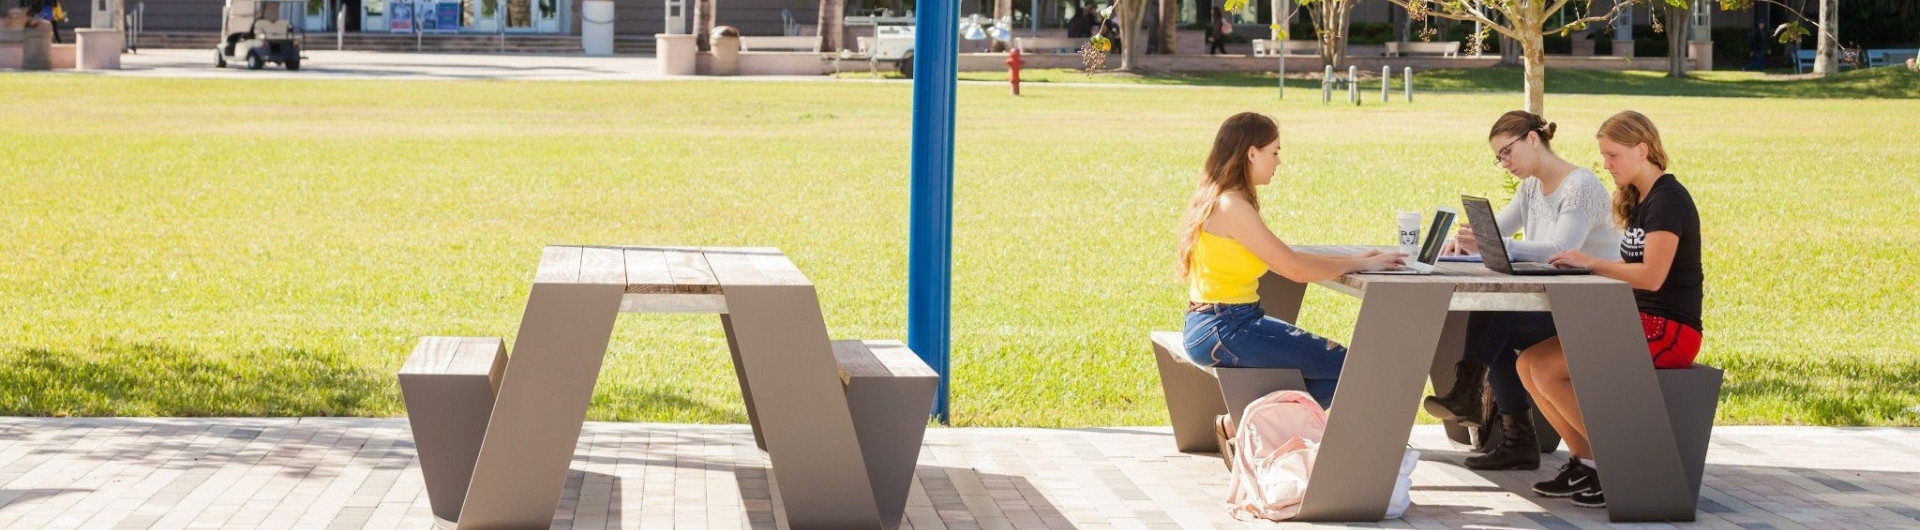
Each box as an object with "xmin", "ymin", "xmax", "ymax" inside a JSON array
[{"xmin": 400, "ymin": 246, "xmax": 936, "ymax": 530}]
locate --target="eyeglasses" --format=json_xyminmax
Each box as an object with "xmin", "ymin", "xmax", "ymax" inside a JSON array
[{"xmin": 1493, "ymin": 136, "xmax": 1524, "ymax": 166}]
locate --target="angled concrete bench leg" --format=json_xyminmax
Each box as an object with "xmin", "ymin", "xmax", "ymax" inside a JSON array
[
  {"xmin": 399, "ymin": 337, "xmax": 507, "ymax": 527},
  {"xmin": 457, "ymin": 278, "xmax": 626, "ymax": 529},
  {"xmin": 720, "ymin": 283, "xmax": 883, "ymax": 529},
  {"xmin": 1150, "ymin": 331, "xmax": 1227, "ymax": 453},
  {"xmin": 723, "ymin": 328, "xmax": 770, "ymax": 452},
  {"xmin": 834, "ymin": 340, "xmax": 937, "ymax": 530},
  {"xmin": 1659, "ymin": 363, "xmax": 1723, "ymax": 502}
]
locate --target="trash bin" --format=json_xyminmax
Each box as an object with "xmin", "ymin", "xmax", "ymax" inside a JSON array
[
  {"xmin": 76, "ymin": 28, "xmax": 122, "ymax": 70},
  {"xmin": 656, "ymin": 33, "xmax": 697, "ymax": 75},
  {"xmin": 709, "ymin": 25, "xmax": 739, "ymax": 76},
  {"xmin": 581, "ymin": 0, "xmax": 614, "ymax": 56}
]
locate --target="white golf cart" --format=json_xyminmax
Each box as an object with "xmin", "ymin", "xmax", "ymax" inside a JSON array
[{"xmin": 213, "ymin": 0, "xmax": 304, "ymax": 70}]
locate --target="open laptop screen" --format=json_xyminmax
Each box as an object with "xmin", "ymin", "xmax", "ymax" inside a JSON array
[{"xmin": 1418, "ymin": 208, "xmax": 1457, "ymax": 265}]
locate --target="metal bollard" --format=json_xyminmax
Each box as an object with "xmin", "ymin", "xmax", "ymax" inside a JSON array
[
  {"xmin": 1405, "ymin": 66, "xmax": 1414, "ymax": 103},
  {"xmin": 1381, "ymin": 65, "xmax": 1390, "ymax": 103},
  {"xmin": 1322, "ymin": 65, "xmax": 1333, "ymax": 104},
  {"xmin": 1344, "ymin": 65, "xmax": 1359, "ymax": 104}
]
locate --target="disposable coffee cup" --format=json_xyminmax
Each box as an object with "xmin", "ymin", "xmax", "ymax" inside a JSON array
[{"xmin": 1396, "ymin": 211, "xmax": 1421, "ymax": 256}]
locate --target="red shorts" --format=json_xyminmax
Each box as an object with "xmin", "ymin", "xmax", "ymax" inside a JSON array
[{"xmin": 1642, "ymin": 312, "xmax": 1702, "ymax": 369}]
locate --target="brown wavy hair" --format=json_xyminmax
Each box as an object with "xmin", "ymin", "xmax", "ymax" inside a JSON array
[
  {"xmin": 1488, "ymin": 110, "xmax": 1557, "ymax": 150},
  {"xmin": 1597, "ymin": 111, "xmax": 1670, "ymax": 228},
  {"xmin": 1176, "ymin": 112, "xmax": 1280, "ymax": 281}
]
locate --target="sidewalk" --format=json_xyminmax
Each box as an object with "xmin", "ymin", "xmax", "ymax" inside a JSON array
[
  {"xmin": 86, "ymin": 49, "xmax": 685, "ymax": 82},
  {"xmin": 0, "ymin": 418, "xmax": 1915, "ymax": 529}
]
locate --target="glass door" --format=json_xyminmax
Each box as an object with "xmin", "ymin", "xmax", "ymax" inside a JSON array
[
  {"xmin": 301, "ymin": 0, "xmax": 330, "ymax": 32},
  {"xmin": 505, "ymin": 0, "xmax": 532, "ymax": 31},
  {"xmin": 533, "ymin": 0, "xmax": 562, "ymax": 33},
  {"xmin": 466, "ymin": 0, "xmax": 500, "ymax": 31}
]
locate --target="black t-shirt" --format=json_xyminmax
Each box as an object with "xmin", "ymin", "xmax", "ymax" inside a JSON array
[{"xmin": 1620, "ymin": 174, "xmax": 1704, "ymax": 330}]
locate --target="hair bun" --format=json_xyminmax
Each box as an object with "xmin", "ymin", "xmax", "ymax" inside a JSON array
[{"xmin": 1538, "ymin": 121, "xmax": 1558, "ymax": 141}]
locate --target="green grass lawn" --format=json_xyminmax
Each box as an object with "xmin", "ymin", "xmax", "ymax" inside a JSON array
[
  {"xmin": 2, "ymin": 71, "xmax": 1917, "ymax": 427},
  {"xmin": 935, "ymin": 66, "xmax": 1920, "ymax": 99}
]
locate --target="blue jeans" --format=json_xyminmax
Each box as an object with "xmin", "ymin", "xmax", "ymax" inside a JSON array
[
  {"xmin": 1462, "ymin": 311, "xmax": 1558, "ymax": 414},
  {"xmin": 1183, "ymin": 303, "xmax": 1346, "ymax": 409}
]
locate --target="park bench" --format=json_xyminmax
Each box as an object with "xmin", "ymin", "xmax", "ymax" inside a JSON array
[
  {"xmin": 1384, "ymin": 41, "xmax": 1460, "ymax": 57},
  {"xmin": 1250, "ymin": 39, "xmax": 1320, "ymax": 57},
  {"xmin": 1797, "ymin": 48, "xmax": 1859, "ymax": 73},
  {"xmin": 400, "ymin": 246, "xmax": 937, "ymax": 529},
  {"xmin": 740, "ymin": 35, "xmax": 819, "ymax": 52},
  {"xmin": 1014, "ymin": 36, "xmax": 1082, "ymax": 54},
  {"xmin": 1867, "ymin": 48, "xmax": 1918, "ymax": 69}
]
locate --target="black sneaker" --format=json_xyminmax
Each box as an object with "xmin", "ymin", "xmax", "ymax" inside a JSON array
[
  {"xmin": 1531, "ymin": 460, "xmax": 1595, "ymax": 498},
  {"xmin": 1570, "ymin": 482, "xmax": 1606, "ymax": 508}
]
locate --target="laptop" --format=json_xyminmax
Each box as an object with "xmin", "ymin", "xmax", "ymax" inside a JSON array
[
  {"xmin": 1460, "ymin": 195, "xmax": 1593, "ymax": 276},
  {"xmin": 1357, "ymin": 207, "xmax": 1456, "ymax": 275}
]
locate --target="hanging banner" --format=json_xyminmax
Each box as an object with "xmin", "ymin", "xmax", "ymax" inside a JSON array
[
  {"xmin": 435, "ymin": 1, "xmax": 461, "ymax": 32},
  {"xmin": 388, "ymin": 0, "xmax": 412, "ymax": 32}
]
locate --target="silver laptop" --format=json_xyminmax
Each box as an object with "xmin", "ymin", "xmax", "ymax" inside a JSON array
[{"xmin": 1358, "ymin": 207, "xmax": 1456, "ymax": 275}]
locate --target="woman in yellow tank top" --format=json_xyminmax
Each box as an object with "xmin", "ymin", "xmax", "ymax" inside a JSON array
[{"xmin": 1178, "ymin": 112, "xmax": 1405, "ymax": 410}]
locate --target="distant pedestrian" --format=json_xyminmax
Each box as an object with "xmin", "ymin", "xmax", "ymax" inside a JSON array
[{"xmin": 1744, "ymin": 21, "xmax": 1768, "ymax": 71}]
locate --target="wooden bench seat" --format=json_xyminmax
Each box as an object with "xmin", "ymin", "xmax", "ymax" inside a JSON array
[
  {"xmin": 397, "ymin": 336, "xmax": 507, "ymax": 525},
  {"xmin": 1149, "ymin": 331, "xmax": 1306, "ymax": 453}
]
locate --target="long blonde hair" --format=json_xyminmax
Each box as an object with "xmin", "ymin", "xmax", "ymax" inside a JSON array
[
  {"xmin": 1176, "ymin": 112, "xmax": 1279, "ymax": 281},
  {"xmin": 1597, "ymin": 111, "xmax": 1671, "ymax": 228}
]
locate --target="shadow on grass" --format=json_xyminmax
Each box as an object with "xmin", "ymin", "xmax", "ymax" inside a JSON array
[
  {"xmin": 587, "ymin": 385, "xmax": 751, "ymax": 424},
  {"xmin": 1716, "ymin": 353, "xmax": 1920, "ymax": 425},
  {"xmin": 0, "ymin": 342, "xmax": 393, "ymax": 417}
]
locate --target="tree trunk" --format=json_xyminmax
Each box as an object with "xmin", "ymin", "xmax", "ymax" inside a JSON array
[
  {"xmin": 1334, "ymin": 1, "xmax": 1350, "ymax": 67},
  {"xmin": 1119, "ymin": 0, "xmax": 1146, "ymax": 69},
  {"xmin": 1665, "ymin": 4, "xmax": 1688, "ymax": 77},
  {"xmin": 992, "ymin": 0, "xmax": 1012, "ymax": 52},
  {"xmin": 1499, "ymin": 33, "xmax": 1520, "ymax": 66},
  {"xmin": 694, "ymin": 0, "xmax": 714, "ymax": 51},
  {"xmin": 1160, "ymin": 0, "xmax": 1180, "ymax": 54},
  {"xmin": 816, "ymin": 0, "xmax": 844, "ymax": 53},
  {"xmin": 1812, "ymin": 0, "xmax": 1837, "ymax": 74},
  {"xmin": 1521, "ymin": 28, "xmax": 1545, "ymax": 115},
  {"xmin": 1313, "ymin": 0, "xmax": 1351, "ymax": 68}
]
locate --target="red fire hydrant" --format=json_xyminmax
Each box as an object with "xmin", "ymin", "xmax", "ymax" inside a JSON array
[{"xmin": 1007, "ymin": 48, "xmax": 1024, "ymax": 96}]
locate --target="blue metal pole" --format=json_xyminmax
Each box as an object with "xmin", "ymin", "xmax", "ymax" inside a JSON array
[{"xmin": 909, "ymin": 0, "xmax": 958, "ymax": 425}]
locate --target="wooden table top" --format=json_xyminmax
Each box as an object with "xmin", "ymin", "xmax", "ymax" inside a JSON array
[
  {"xmin": 1297, "ymin": 245, "xmax": 1626, "ymax": 294},
  {"xmin": 532, "ymin": 246, "xmax": 810, "ymax": 293}
]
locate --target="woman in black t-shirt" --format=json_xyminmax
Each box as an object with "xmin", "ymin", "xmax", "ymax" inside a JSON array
[{"xmin": 1510, "ymin": 111, "xmax": 1705, "ymax": 510}]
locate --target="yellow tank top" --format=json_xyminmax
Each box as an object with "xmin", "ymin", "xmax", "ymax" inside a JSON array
[{"xmin": 1188, "ymin": 230, "xmax": 1266, "ymax": 304}]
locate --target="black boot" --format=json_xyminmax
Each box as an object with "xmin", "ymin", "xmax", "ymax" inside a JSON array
[
  {"xmin": 1465, "ymin": 412, "xmax": 1543, "ymax": 470},
  {"xmin": 1423, "ymin": 358, "xmax": 1487, "ymax": 426}
]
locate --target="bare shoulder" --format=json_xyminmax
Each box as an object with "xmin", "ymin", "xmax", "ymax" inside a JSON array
[{"xmin": 1207, "ymin": 193, "xmax": 1262, "ymax": 234}]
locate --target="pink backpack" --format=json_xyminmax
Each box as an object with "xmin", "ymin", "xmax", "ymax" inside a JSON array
[
  {"xmin": 1224, "ymin": 390, "xmax": 1419, "ymax": 521},
  {"xmin": 1224, "ymin": 390, "xmax": 1327, "ymax": 521}
]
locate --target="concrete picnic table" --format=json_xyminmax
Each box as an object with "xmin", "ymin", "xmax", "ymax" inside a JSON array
[
  {"xmin": 1260, "ymin": 245, "xmax": 1713, "ymax": 522},
  {"xmin": 403, "ymin": 246, "xmax": 934, "ymax": 529}
]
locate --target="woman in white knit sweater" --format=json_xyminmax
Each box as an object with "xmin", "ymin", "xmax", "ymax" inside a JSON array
[{"xmin": 1423, "ymin": 110, "xmax": 1619, "ymax": 471}]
